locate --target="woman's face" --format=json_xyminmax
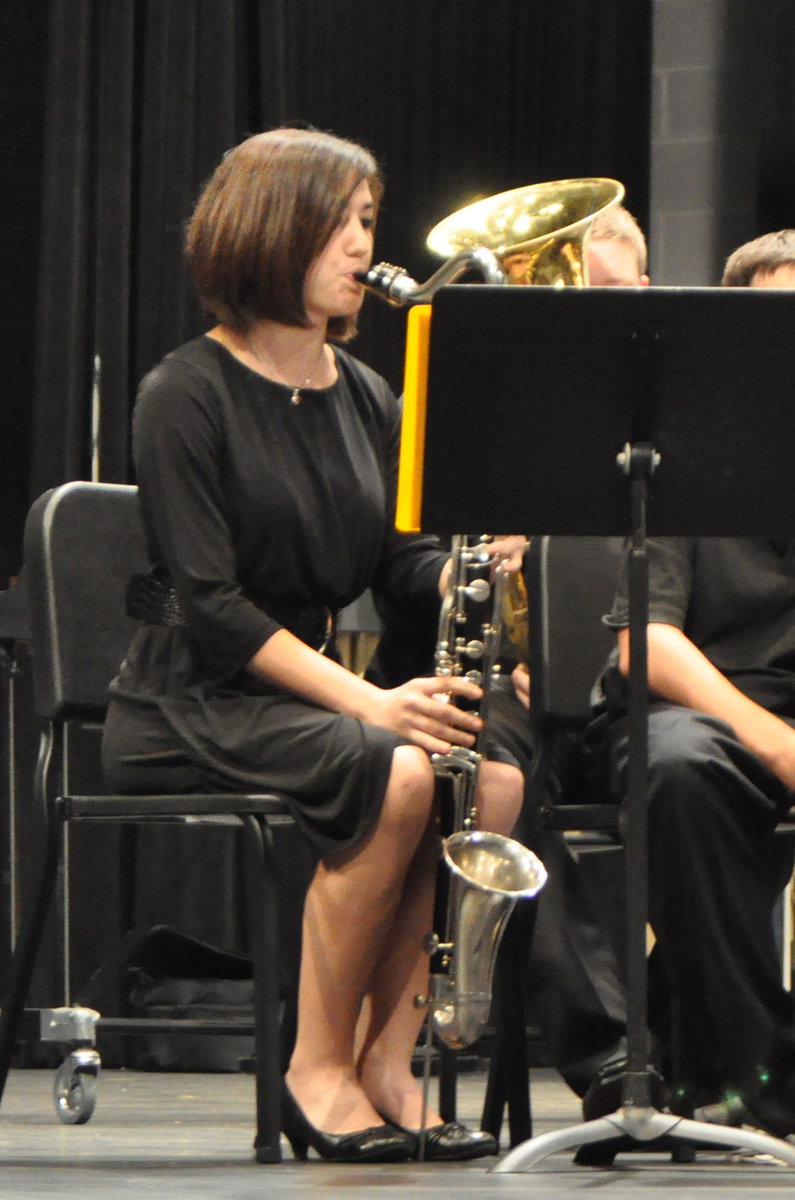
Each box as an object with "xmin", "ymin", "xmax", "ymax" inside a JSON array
[{"xmin": 303, "ymin": 179, "xmax": 374, "ymax": 328}]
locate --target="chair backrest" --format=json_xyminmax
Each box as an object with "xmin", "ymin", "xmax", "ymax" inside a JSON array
[
  {"xmin": 527, "ymin": 535, "xmax": 624, "ymax": 730},
  {"xmin": 23, "ymin": 482, "xmax": 148, "ymax": 720}
]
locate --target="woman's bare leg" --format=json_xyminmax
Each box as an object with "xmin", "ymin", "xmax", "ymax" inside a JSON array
[
  {"xmin": 357, "ymin": 759, "xmax": 524, "ymax": 1128},
  {"xmin": 476, "ymin": 759, "xmax": 524, "ymax": 835},
  {"xmin": 356, "ymin": 810, "xmax": 442, "ymax": 1127},
  {"xmin": 286, "ymin": 744, "xmax": 437, "ymax": 1134}
]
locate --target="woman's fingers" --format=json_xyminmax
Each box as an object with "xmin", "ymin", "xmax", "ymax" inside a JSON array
[
  {"xmin": 418, "ymin": 674, "xmax": 482, "ymax": 703},
  {"xmin": 401, "ymin": 676, "xmax": 482, "ymax": 749}
]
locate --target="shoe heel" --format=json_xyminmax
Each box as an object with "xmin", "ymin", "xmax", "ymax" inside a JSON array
[{"xmin": 284, "ymin": 1130, "xmax": 309, "ymax": 1161}]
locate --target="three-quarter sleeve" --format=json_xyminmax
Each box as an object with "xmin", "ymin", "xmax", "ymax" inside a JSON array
[{"xmin": 133, "ymin": 358, "xmax": 281, "ymax": 678}]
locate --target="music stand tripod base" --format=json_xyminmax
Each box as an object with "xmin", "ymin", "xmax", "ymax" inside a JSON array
[{"xmin": 492, "ymin": 1107, "xmax": 795, "ymax": 1170}]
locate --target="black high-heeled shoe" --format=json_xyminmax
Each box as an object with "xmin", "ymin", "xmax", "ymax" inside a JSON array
[
  {"xmin": 280, "ymin": 1082, "xmax": 414, "ymax": 1163},
  {"xmin": 391, "ymin": 1118, "xmax": 498, "ymax": 1161}
]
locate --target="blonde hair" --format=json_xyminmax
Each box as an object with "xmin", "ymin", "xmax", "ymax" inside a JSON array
[{"xmin": 589, "ymin": 204, "xmax": 648, "ymax": 276}]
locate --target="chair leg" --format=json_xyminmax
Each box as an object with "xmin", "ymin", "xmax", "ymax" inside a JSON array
[
  {"xmin": 0, "ymin": 817, "xmax": 62, "ymax": 1102},
  {"xmin": 480, "ymin": 907, "xmax": 533, "ymax": 1146},
  {"xmin": 242, "ymin": 815, "xmax": 283, "ymax": 1163},
  {"xmin": 437, "ymin": 1042, "xmax": 458, "ymax": 1122}
]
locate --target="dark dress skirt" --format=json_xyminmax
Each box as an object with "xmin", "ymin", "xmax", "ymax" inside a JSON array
[{"xmin": 102, "ymin": 626, "xmax": 405, "ymax": 858}]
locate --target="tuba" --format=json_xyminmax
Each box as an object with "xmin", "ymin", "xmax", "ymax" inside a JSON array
[
  {"xmin": 358, "ymin": 179, "xmax": 622, "ymax": 1050},
  {"xmin": 359, "ymin": 176, "xmax": 625, "ymax": 301}
]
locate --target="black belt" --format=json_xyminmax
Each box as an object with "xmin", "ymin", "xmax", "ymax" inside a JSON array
[
  {"xmin": 126, "ymin": 574, "xmax": 187, "ymax": 626},
  {"xmin": 125, "ymin": 574, "xmax": 337, "ymax": 652}
]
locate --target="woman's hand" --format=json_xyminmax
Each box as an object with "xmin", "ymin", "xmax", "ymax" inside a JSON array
[
  {"xmin": 364, "ymin": 675, "xmax": 484, "ymax": 756},
  {"xmin": 247, "ymin": 629, "xmax": 485, "ymax": 756}
]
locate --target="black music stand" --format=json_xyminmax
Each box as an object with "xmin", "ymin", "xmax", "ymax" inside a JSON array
[{"xmin": 416, "ymin": 283, "xmax": 795, "ymax": 1169}]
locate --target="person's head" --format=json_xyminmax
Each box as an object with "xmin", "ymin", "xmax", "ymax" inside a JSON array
[
  {"xmin": 186, "ymin": 127, "xmax": 383, "ymax": 340},
  {"xmin": 500, "ymin": 201, "xmax": 649, "ymax": 287},
  {"xmin": 586, "ymin": 204, "xmax": 649, "ymax": 287},
  {"xmin": 721, "ymin": 230, "xmax": 795, "ymax": 288}
]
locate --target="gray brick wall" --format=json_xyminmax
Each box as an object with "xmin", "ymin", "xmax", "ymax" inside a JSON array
[{"xmin": 649, "ymin": 0, "xmax": 780, "ymax": 285}]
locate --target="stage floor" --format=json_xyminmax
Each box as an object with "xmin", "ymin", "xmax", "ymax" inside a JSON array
[{"xmin": 2, "ymin": 1065, "xmax": 795, "ymax": 1199}]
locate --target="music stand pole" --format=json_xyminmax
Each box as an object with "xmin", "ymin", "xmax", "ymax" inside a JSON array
[
  {"xmin": 495, "ymin": 442, "xmax": 795, "ymax": 1170},
  {"xmin": 618, "ymin": 443, "xmax": 656, "ymax": 1110}
]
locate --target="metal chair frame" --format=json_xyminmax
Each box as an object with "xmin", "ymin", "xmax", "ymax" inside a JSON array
[{"xmin": 0, "ymin": 481, "xmax": 299, "ymax": 1162}]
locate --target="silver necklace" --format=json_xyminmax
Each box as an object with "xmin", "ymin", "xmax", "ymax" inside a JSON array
[
  {"xmin": 246, "ymin": 335, "xmax": 326, "ymax": 405},
  {"xmin": 288, "ymin": 344, "xmax": 325, "ymax": 404}
]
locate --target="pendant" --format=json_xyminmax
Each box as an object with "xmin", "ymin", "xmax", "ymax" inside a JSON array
[{"xmin": 290, "ymin": 388, "xmax": 301, "ymax": 405}]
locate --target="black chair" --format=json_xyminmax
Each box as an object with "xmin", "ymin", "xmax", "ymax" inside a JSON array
[
  {"xmin": 527, "ymin": 535, "xmax": 624, "ymax": 836},
  {"xmin": 0, "ymin": 481, "xmax": 299, "ymax": 1162}
]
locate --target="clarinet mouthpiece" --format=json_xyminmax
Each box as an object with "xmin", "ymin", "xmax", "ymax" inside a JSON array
[{"xmin": 355, "ymin": 263, "xmax": 417, "ymax": 304}]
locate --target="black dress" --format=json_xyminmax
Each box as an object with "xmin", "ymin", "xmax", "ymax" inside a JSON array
[{"xmin": 101, "ymin": 335, "xmax": 447, "ymax": 858}]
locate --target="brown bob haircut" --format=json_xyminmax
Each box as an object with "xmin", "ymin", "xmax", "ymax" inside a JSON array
[{"xmin": 186, "ymin": 127, "xmax": 383, "ymax": 341}]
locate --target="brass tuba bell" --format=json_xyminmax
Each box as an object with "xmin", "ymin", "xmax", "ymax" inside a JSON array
[{"xmin": 425, "ymin": 177, "xmax": 624, "ymax": 287}]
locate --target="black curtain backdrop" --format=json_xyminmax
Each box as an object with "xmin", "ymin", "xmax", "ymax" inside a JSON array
[
  {"xmin": 0, "ymin": 5, "xmax": 48, "ymax": 587},
  {"xmin": 25, "ymin": 0, "xmax": 654, "ymax": 513}
]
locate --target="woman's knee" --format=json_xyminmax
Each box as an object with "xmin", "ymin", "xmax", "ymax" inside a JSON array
[{"xmin": 379, "ymin": 745, "xmax": 437, "ymax": 837}]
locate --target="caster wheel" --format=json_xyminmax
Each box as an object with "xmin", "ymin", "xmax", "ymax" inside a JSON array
[{"xmin": 53, "ymin": 1049, "xmax": 100, "ymax": 1124}]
